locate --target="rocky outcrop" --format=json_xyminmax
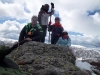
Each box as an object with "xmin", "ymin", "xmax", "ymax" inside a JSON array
[
  {"xmin": 89, "ymin": 61, "xmax": 100, "ymax": 75},
  {"xmin": 8, "ymin": 41, "xmax": 91, "ymax": 75}
]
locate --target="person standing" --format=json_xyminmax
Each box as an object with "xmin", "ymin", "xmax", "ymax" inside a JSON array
[
  {"xmin": 49, "ymin": 17, "xmax": 64, "ymax": 44},
  {"xmin": 38, "ymin": 3, "xmax": 54, "ymax": 43}
]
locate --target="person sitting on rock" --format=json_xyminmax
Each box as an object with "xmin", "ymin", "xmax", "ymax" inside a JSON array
[
  {"xmin": 56, "ymin": 30, "xmax": 71, "ymax": 47},
  {"xmin": 18, "ymin": 15, "xmax": 43, "ymax": 42}
]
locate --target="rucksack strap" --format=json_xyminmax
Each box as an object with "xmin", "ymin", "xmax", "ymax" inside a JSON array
[
  {"xmin": 25, "ymin": 23, "xmax": 31, "ymax": 33},
  {"xmin": 25, "ymin": 23, "xmax": 43, "ymax": 34}
]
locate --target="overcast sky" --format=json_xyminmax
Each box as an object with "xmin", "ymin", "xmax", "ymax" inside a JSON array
[{"xmin": 0, "ymin": 0, "xmax": 100, "ymax": 47}]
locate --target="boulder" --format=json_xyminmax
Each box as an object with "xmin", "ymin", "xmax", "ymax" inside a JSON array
[{"xmin": 8, "ymin": 41, "xmax": 91, "ymax": 75}]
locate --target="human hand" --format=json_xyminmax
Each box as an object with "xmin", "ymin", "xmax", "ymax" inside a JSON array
[
  {"xmin": 51, "ymin": 2, "xmax": 54, "ymax": 8},
  {"xmin": 27, "ymin": 32, "xmax": 32, "ymax": 35},
  {"xmin": 48, "ymin": 21, "xmax": 52, "ymax": 25}
]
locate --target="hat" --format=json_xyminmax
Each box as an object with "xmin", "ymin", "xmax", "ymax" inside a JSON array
[
  {"xmin": 44, "ymin": 4, "xmax": 49, "ymax": 12},
  {"xmin": 44, "ymin": 4, "xmax": 49, "ymax": 8},
  {"xmin": 55, "ymin": 17, "xmax": 60, "ymax": 20},
  {"xmin": 62, "ymin": 30, "xmax": 68, "ymax": 35}
]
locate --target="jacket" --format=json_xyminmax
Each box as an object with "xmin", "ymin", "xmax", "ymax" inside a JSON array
[
  {"xmin": 18, "ymin": 23, "xmax": 43, "ymax": 42},
  {"xmin": 56, "ymin": 37, "xmax": 71, "ymax": 47},
  {"xmin": 38, "ymin": 10, "xmax": 54, "ymax": 25},
  {"xmin": 49, "ymin": 23, "xmax": 63, "ymax": 39}
]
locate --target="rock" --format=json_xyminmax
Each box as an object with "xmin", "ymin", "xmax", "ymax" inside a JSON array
[
  {"xmin": 90, "ymin": 61, "xmax": 100, "ymax": 66},
  {"xmin": 89, "ymin": 61, "xmax": 100, "ymax": 75},
  {"xmin": 8, "ymin": 41, "xmax": 92, "ymax": 75}
]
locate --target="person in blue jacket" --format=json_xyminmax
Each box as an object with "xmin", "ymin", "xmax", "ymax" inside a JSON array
[{"xmin": 56, "ymin": 30, "xmax": 71, "ymax": 47}]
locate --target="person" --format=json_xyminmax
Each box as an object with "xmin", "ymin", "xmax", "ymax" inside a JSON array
[
  {"xmin": 18, "ymin": 15, "xmax": 43, "ymax": 42},
  {"xmin": 56, "ymin": 30, "xmax": 71, "ymax": 47},
  {"xmin": 49, "ymin": 17, "xmax": 64, "ymax": 44},
  {"xmin": 38, "ymin": 3, "xmax": 54, "ymax": 43},
  {"xmin": 56, "ymin": 31, "xmax": 76, "ymax": 57}
]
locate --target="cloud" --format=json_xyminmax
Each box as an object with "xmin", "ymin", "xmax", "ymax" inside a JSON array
[
  {"xmin": 70, "ymin": 35, "xmax": 100, "ymax": 47},
  {"xmin": 0, "ymin": 1, "xmax": 30, "ymax": 20},
  {"xmin": 0, "ymin": 0, "xmax": 14, "ymax": 3},
  {"xmin": 0, "ymin": 20, "xmax": 25, "ymax": 40}
]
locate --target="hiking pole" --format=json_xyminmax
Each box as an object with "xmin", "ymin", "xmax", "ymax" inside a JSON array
[
  {"xmin": 48, "ymin": 15, "xmax": 51, "ymax": 43},
  {"xmin": 48, "ymin": 2, "xmax": 54, "ymax": 43}
]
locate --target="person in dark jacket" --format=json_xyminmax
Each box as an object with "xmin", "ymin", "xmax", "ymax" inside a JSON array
[
  {"xmin": 19, "ymin": 15, "xmax": 43, "ymax": 42},
  {"xmin": 38, "ymin": 3, "xmax": 54, "ymax": 43},
  {"xmin": 49, "ymin": 17, "xmax": 63, "ymax": 44}
]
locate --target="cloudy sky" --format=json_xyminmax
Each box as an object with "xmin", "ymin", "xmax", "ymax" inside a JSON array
[{"xmin": 0, "ymin": 0, "xmax": 100, "ymax": 47}]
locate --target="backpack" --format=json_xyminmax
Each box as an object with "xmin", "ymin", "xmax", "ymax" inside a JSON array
[
  {"xmin": 38, "ymin": 11, "xmax": 42, "ymax": 25},
  {"xmin": 38, "ymin": 5, "xmax": 45, "ymax": 25}
]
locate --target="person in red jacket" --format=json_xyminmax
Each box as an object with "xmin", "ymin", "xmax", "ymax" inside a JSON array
[{"xmin": 49, "ymin": 17, "xmax": 64, "ymax": 44}]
